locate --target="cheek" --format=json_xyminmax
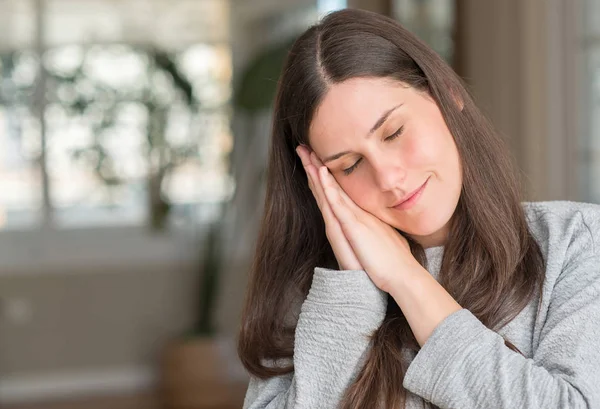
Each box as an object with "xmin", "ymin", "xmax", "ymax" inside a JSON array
[
  {"xmin": 338, "ymin": 176, "xmax": 378, "ymax": 211},
  {"xmin": 401, "ymin": 133, "xmax": 440, "ymax": 168},
  {"xmin": 403, "ymin": 122, "xmax": 455, "ymax": 169}
]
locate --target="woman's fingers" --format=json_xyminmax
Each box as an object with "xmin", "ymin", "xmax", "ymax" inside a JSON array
[
  {"xmin": 318, "ymin": 165, "xmax": 364, "ymax": 236},
  {"xmin": 300, "ymin": 148, "xmax": 341, "ymax": 230},
  {"xmin": 296, "ymin": 145, "xmax": 362, "ymax": 270},
  {"xmin": 297, "ymin": 146, "xmax": 324, "ymax": 209},
  {"xmin": 309, "ymin": 149, "xmax": 363, "ymax": 217}
]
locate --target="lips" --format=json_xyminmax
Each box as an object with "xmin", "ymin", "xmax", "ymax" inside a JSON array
[{"xmin": 390, "ymin": 177, "xmax": 430, "ymax": 208}]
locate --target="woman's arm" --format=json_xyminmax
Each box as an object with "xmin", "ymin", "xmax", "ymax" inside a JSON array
[
  {"xmin": 392, "ymin": 255, "xmax": 600, "ymax": 409},
  {"xmin": 243, "ymin": 267, "xmax": 387, "ymax": 409}
]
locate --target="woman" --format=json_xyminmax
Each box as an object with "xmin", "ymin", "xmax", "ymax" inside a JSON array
[{"xmin": 237, "ymin": 8, "xmax": 600, "ymax": 409}]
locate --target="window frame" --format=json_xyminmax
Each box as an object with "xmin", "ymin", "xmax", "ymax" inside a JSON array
[{"xmin": 0, "ymin": 0, "xmax": 230, "ymax": 272}]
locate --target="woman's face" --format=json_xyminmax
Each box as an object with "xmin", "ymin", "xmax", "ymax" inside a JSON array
[{"xmin": 308, "ymin": 77, "xmax": 462, "ymax": 248}]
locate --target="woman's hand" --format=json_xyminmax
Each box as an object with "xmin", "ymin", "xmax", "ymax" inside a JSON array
[
  {"xmin": 296, "ymin": 145, "xmax": 362, "ymax": 271},
  {"xmin": 298, "ymin": 145, "xmax": 462, "ymax": 345},
  {"xmin": 296, "ymin": 145, "xmax": 422, "ymax": 293}
]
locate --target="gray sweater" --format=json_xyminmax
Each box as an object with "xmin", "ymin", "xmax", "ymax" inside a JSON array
[{"xmin": 243, "ymin": 201, "xmax": 600, "ymax": 408}]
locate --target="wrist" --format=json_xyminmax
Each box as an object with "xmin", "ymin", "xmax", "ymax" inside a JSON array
[{"xmin": 388, "ymin": 262, "xmax": 429, "ymax": 300}]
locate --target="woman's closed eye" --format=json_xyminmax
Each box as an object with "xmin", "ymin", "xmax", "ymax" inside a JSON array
[
  {"xmin": 384, "ymin": 125, "xmax": 404, "ymax": 142},
  {"xmin": 343, "ymin": 158, "xmax": 363, "ymax": 175},
  {"xmin": 342, "ymin": 126, "xmax": 405, "ymax": 176}
]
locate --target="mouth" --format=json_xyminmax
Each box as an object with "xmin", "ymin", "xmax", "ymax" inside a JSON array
[{"xmin": 391, "ymin": 177, "xmax": 430, "ymax": 211}]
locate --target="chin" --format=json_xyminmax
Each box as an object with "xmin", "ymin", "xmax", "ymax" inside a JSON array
[{"xmin": 395, "ymin": 206, "xmax": 454, "ymax": 240}]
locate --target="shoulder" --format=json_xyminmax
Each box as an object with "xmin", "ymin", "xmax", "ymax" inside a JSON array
[
  {"xmin": 523, "ymin": 200, "xmax": 600, "ymax": 279},
  {"xmin": 523, "ymin": 201, "xmax": 600, "ymax": 254}
]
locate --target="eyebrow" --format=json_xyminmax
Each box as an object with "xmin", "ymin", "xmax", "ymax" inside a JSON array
[{"xmin": 322, "ymin": 103, "xmax": 404, "ymax": 164}]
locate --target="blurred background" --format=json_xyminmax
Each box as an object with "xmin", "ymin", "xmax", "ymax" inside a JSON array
[{"xmin": 0, "ymin": 0, "xmax": 597, "ymax": 408}]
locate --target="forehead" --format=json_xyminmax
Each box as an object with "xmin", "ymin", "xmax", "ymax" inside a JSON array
[{"xmin": 308, "ymin": 77, "xmax": 413, "ymax": 149}]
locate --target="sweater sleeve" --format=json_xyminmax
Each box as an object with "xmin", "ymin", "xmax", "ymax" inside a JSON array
[
  {"xmin": 242, "ymin": 267, "xmax": 388, "ymax": 409},
  {"xmin": 402, "ymin": 254, "xmax": 600, "ymax": 409}
]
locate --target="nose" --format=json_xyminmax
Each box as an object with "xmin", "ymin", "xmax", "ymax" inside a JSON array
[{"xmin": 372, "ymin": 154, "xmax": 406, "ymax": 192}]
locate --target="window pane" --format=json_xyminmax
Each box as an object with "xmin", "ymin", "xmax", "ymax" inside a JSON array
[
  {"xmin": 582, "ymin": 42, "xmax": 600, "ymax": 201},
  {"xmin": 0, "ymin": 0, "xmax": 43, "ymax": 230},
  {"xmin": 44, "ymin": 0, "xmax": 229, "ymax": 47},
  {"xmin": 393, "ymin": 0, "xmax": 455, "ymax": 65},
  {"xmin": 0, "ymin": 0, "xmax": 36, "ymax": 50},
  {"xmin": 584, "ymin": 0, "xmax": 600, "ymax": 39},
  {"xmin": 582, "ymin": 0, "xmax": 600, "ymax": 202},
  {"xmin": 44, "ymin": 45, "xmax": 149, "ymax": 227},
  {"xmin": 40, "ymin": 0, "xmax": 232, "ymax": 229}
]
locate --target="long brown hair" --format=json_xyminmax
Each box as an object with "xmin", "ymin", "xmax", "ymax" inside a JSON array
[{"xmin": 237, "ymin": 8, "xmax": 545, "ymax": 408}]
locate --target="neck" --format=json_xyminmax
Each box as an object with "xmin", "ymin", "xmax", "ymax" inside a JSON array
[{"xmin": 409, "ymin": 226, "xmax": 448, "ymax": 249}]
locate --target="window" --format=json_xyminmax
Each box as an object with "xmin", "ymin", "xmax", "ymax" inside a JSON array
[
  {"xmin": 318, "ymin": 0, "xmax": 347, "ymax": 15},
  {"xmin": 582, "ymin": 0, "xmax": 600, "ymax": 202},
  {"xmin": 0, "ymin": 0, "xmax": 233, "ymax": 231},
  {"xmin": 392, "ymin": 0, "xmax": 455, "ymax": 65}
]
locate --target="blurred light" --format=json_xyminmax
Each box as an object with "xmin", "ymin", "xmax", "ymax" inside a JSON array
[{"xmin": 318, "ymin": 0, "xmax": 347, "ymax": 15}]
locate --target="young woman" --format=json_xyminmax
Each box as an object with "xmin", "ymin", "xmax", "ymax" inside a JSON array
[{"xmin": 237, "ymin": 8, "xmax": 600, "ymax": 409}]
